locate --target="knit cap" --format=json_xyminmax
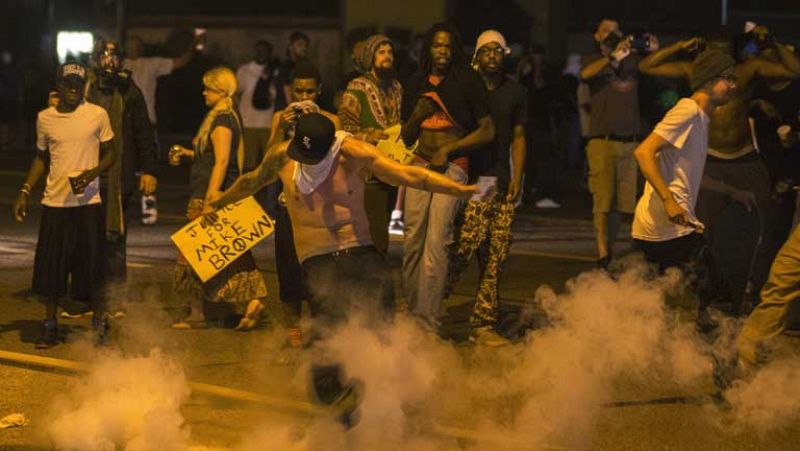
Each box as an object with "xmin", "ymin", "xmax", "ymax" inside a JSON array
[
  {"xmin": 690, "ymin": 49, "xmax": 736, "ymax": 91},
  {"xmin": 355, "ymin": 34, "xmax": 392, "ymax": 74},
  {"xmin": 471, "ymin": 29, "xmax": 510, "ymax": 66}
]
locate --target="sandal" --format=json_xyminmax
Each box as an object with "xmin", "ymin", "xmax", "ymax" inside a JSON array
[{"xmin": 235, "ymin": 300, "xmax": 265, "ymax": 331}]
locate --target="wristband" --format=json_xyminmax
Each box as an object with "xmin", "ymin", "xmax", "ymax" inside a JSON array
[{"xmin": 20, "ymin": 184, "xmax": 31, "ymax": 195}]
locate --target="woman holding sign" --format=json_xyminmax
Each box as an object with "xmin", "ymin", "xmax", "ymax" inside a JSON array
[{"xmin": 169, "ymin": 66, "xmax": 268, "ymax": 330}]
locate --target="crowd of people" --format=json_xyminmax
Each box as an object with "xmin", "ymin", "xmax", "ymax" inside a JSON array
[{"xmin": 7, "ymin": 17, "xmax": 800, "ymax": 421}]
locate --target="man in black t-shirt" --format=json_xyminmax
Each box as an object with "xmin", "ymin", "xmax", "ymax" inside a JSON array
[
  {"xmin": 447, "ymin": 30, "xmax": 527, "ymax": 346},
  {"xmin": 399, "ymin": 23, "xmax": 495, "ymax": 332},
  {"xmin": 274, "ymin": 31, "xmax": 310, "ymax": 111}
]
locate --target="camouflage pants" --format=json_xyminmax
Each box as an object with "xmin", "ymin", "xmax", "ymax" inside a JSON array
[{"xmin": 448, "ymin": 196, "xmax": 515, "ymax": 327}]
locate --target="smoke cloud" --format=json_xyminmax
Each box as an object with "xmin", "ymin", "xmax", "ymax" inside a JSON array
[
  {"xmin": 46, "ymin": 348, "xmax": 191, "ymax": 450},
  {"xmin": 43, "ymin": 263, "xmax": 800, "ymax": 450},
  {"xmin": 724, "ymin": 358, "xmax": 800, "ymax": 431}
]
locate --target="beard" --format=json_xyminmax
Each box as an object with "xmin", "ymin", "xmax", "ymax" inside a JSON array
[{"xmin": 373, "ymin": 65, "xmax": 397, "ymax": 87}]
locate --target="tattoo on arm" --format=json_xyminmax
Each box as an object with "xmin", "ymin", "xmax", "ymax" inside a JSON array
[{"xmin": 211, "ymin": 147, "xmax": 289, "ymax": 208}]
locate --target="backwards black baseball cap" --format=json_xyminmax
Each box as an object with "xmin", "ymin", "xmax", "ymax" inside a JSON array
[
  {"xmin": 287, "ymin": 113, "xmax": 336, "ymax": 165},
  {"xmin": 57, "ymin": 62, "xmax": 87, "ymax": 87}
]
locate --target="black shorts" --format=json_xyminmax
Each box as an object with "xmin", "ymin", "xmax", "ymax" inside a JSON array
[{"xmin": 32, "ymin": 204, "xmax": 103, "ymax": 302}]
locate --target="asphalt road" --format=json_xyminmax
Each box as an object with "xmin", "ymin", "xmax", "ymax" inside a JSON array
[{"xmin": 0, "ymin": 151, "xmax": 798, "ymax": 450}]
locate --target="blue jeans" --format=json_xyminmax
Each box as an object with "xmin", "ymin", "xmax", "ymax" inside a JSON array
[{"xmin": 402, "ymin": 162, "xmax": 467, "ymax": 328}]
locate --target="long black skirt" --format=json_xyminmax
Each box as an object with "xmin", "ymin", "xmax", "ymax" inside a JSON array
[{"xmin": 32, "ymin": 204, "xmax": 103, "ymax": 304}]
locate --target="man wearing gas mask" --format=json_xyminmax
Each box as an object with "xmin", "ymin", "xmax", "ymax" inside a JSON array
[
  {"xmin": 580, "ymin": 19, "xmax": 658, "ymax": 269},
  {"xmin": 84, "ymin": 40, "xmax": 159, "ymax": 301}
]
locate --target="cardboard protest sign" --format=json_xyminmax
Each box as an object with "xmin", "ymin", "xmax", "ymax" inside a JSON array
[
  {"xmin": 376, "ymin": 124, "xmax": 417, "ymax": 165},
  {"xmin": 171, "ymin": 197, "xmax": 274, "ymax": 282}
]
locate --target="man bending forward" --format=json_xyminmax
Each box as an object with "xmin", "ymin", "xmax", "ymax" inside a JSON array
[{"xmin": 210, "ymin": 113, "xmax": 475, "ymax": 423}]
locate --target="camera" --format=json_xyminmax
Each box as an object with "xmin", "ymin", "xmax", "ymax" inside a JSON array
[
  {"xmin": 602, "ymin": 33, "xmax": 622, "ymax": 50},
  {"xmin": 602, "ymin": 32, "xmax": 651, "ymax": 53},
  {"xmin": 630, "ymin": 33, "xmax": 651, "ymax": 52}
]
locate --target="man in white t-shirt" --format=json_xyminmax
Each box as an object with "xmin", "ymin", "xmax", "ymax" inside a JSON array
[
  {"xmin": 632, "ymin": 50, "xmax": 737, "ymax": 329},
  {"xmin": 13, "ymin": 63, "xmax": 116, "ymax": 349},
  {"xmin": 123, "ymin": 35, "xmax": 194, "ymax": 126}
]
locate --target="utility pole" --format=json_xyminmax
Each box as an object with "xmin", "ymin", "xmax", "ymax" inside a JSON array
[{"xmin": 721, "ymin": 0, "xmax": 729, "ymax": 25}]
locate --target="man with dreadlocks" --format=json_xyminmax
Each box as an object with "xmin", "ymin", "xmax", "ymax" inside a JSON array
[
  {"xmin": 338, "ymin": 34, "xmax": 403, "ymax": 255},
  {"xmin": 400, "ymin": 22, "xmax": 495, "ymax": 332}
]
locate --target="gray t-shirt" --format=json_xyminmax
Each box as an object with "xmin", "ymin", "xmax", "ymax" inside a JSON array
[{"xmin": 583, "ymin": 53, "xmax": 641, "ymax": 136}]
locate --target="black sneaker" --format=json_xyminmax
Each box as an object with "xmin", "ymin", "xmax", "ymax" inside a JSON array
[
  {"xmin": 60, "ymin": 299, "xmax": 92, "ymax": 318},
  {"xmin": 330, "ymin": 380, "xmax": 364, "ymax": 429},
  {"xmin": 92, "ymin": 314, "xmax": 110, "ymax": 346},
  {"xmin": 35, "ymin": 319, "xmax": 59, "ymax": 349},
  {"xmin": 597, "ymin": 256, "xmax": 611, "ymax": 270},
  {"xmin": 712, "ymin": 354, "xmax": 749, "ymax": 392},
  {"xmin": 696, "ymin": 309, "xmax": 719, "ymax": 337}
]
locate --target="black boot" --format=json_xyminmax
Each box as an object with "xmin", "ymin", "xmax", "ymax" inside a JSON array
[{"xmin": 35, "ymin": 319, "xmax": 59, "ymax": 349}]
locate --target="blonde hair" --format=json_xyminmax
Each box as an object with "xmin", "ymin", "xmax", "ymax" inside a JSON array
[{"xmin": 193, "ymin": 66, "xmax": 245, "ymax": 173}]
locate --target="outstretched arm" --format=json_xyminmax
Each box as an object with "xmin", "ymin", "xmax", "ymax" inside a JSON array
[
  {"xmin": 210, "ymin": 141, "xmax": 290, "ymax": 208},
  {"xmin": 347, "ymin": 138, "xmax": 476, "ymax": 198}
]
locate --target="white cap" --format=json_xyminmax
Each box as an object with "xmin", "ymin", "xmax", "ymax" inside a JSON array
[{"xmin": 472, "ymin": 29, "xmax": 511, "ymax": 66}]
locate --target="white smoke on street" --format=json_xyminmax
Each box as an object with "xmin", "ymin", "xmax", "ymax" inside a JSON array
[
  {"xmin": 42, "ymin": 264, "xmax": 800, "ymax": 450},
  {"xmin": 241, "ymin": 262, "xmax": 719, "ymax": 450},
  {"xmin": 44, "ymin": 292, "xmax": 192, "ymax": 451},
  {"xmin": 724, "ymin": 358, "xmax": 800, "ymax": 431},
  {"xmin": 46, "ymin": 348, "xmax": 191, "ymax": 451}
]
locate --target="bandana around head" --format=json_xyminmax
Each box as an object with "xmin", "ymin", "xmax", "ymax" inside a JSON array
[{"xmin": 292, "ymin": 130, "xmax": 351, "ymax": 194}]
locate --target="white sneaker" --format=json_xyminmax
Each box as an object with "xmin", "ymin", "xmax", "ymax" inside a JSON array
[
  {"xmin": 535, "ymin": 198, "xmax": 561, "ymax": 209},
  {"xmin": 469, "ymin": 326, "xmax": 511, "ymax": 347},
  {"xmin": 141, "ymin": 195, "xmax": 158, "ymax": 225},
  {"xmin": 388, "ymin": 219, "xmax": 404, "ymax": 236}
]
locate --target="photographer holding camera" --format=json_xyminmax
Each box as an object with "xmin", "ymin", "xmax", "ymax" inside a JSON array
[{"xmin": 580, "ymin": 18, "xmax": 658, "ymax": 268}]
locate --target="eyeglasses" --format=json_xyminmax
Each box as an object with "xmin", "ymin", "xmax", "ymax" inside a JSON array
[
  {"xmin": 718, "ymin": 73, "xmax": 738, "ymax": 85},
  {"xmin": 479, "ymin": 47, "xmax": 506, "ymax": 56}
]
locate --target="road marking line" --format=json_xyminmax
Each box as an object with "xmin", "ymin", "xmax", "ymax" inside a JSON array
[
  {"xmin": 0, "ymin": 349, "xmax": 323, "ymax": 415},
  {"xmin": 0, "ymin": 244, "xmax": 32, "ymax": 255},
  {"xmin": 0, "ymin": 348, "xmax": 570, "ymax": 448},
  {"xmin": 509, "ymin": 249, "xmax": 597, "ymax": 262},
  {"xmin": 127, "ymin": 262, "xmax": 152, "ymax": 268}
]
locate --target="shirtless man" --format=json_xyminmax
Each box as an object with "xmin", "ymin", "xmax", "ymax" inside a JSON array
[
  {"xmin": 400, "ymin": 22, "xmax": 495, "ymax": 330},
  {"xmin": 209, "ymin": 113, "xmax": 476, "ymax": 423},
  {"xmin": 639, "ymin": 28, "xmax": 800, "ymax": 310}
]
